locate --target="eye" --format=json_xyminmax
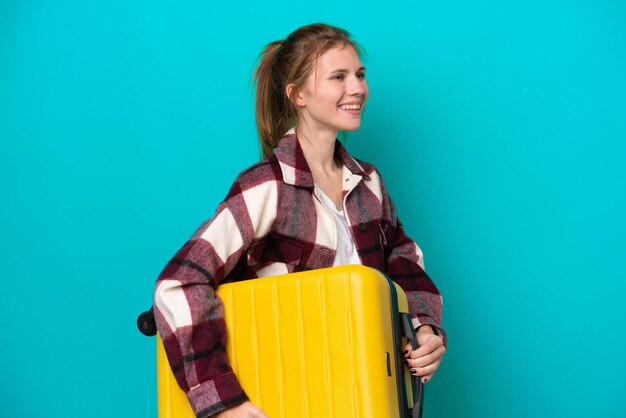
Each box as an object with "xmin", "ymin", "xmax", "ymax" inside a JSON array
[
  {"xmin": 332, "ymin": 74, "xmax": 345, "ymax": 81},
  {"xmin": 357, "ymin": 72, "xmax": 366, "ymax": 80}
]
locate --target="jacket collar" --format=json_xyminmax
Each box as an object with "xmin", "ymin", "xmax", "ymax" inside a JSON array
[{"xmin": 273, "ymin": 133, "xmax": 370, "ymax": 188}]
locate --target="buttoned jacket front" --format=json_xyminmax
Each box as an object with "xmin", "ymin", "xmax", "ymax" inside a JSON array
[{"xmin": 154, "ymin": 134, "xmax": 444, "ymax": 418}]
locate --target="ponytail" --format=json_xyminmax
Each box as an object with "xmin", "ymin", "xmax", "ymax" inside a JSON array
[{"xmin": 253, "ymin": 41, "xmax": 289, "ymax": 159}]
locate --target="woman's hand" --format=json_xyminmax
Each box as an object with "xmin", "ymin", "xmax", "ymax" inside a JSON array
[
  {"xmin": 214, "ymin": 401, "xmax": 269, "ymax": 418},
  {"xmin": 403, "ymin": 325, "xmax": 445, "ymax": 384}
]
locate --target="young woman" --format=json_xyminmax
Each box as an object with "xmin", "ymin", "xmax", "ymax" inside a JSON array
[{"xmin": 154, "ymin": 23, "xmax": 446, "ymax": 418}]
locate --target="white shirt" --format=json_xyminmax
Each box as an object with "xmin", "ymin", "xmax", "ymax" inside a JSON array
[{"xmin": 315, "ymin": 186, "xmax": 362, "ymax": 266}]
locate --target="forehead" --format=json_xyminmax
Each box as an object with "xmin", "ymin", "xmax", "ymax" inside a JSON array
[{"xmin": 314, "ymin": 46, "xmax": 363, "ymax": 73}]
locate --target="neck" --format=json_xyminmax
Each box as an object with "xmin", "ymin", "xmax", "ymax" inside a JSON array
[{"xmin": 295, "ymin": 122, "xmax": 339, "ymax": 175}]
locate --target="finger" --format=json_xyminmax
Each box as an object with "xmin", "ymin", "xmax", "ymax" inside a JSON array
[
  {"xmin": 403, "ymin": 343, "xmax": 413, "ymax": 358},
  {"xmin": 411, "ymin": 370, "xmax": 434, "ymax": 384},
  {"xmin": 409, "ymin": 357, "xmax": 442, "ymax": 378},
  {"xmin": 407, "ymin": 345, "xmax": 446, "ymax": 368},
  {"xmin": 410, "ymin": 335, "xmax": 443, "ymax": 358},
  {"xmin": 408, "ymin": 359, "xmax": 441, "ymax": 377}
]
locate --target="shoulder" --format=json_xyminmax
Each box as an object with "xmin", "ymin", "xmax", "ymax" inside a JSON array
[{"xmin": 224, "ymin": 155, "xmax": 282, "ymax": 201}]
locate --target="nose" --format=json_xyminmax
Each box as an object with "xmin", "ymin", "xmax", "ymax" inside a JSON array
[{"xmin": 348, "ymin": 75, "xmax": 366, "ymax": 96}]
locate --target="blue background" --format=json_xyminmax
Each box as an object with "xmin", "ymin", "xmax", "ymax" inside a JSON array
[{"xmin": 1, "ymin": 1, "xmax": 625, "ymax": 417}]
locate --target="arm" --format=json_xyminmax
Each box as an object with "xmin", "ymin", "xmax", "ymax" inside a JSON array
[
  {"xmin": 154, "ymin": 175, "xmax": 278, "ymax": 417},
  {"xmin": 384, "ymin": 216, "xmax": 447, "ymax": 345},
  {"xmin": 377, "ymin": 171, "xmax": 446, "ymax": 345},
  {"xmin": 377, "ymin": 172, "xmax": 447, "ymax": 382}
]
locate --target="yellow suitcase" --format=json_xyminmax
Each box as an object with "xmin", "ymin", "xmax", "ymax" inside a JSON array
[{"xmin": 155, "ymin": 265, "xmax": 422, "ymax": 418}]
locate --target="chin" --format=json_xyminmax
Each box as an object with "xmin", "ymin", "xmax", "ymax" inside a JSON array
[{"xmin": 338, "ymin": 121, "xmax": 362, "ymax": 132}]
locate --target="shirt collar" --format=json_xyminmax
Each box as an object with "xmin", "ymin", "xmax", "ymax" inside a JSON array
[{"xmin": 273, "ymin": 133, "xmax": 370, "ymax": 188}]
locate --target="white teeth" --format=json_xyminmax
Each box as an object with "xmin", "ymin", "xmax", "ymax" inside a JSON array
[{"xmin": 339, "ymin": 104, "xmax": 361, "ymax": 110}]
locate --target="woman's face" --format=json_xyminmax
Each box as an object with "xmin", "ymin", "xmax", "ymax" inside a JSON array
[{"xmin": 295, "ymin": 45, "xmax": 368, "ymax": 134}]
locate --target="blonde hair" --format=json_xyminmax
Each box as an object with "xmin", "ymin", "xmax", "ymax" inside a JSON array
[{"xmin": 253, "ymin": 23, "xmax": 361, "ymax": 159}]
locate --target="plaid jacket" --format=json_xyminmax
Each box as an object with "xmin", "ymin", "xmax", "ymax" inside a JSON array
[{"xmin": 154, "ymin": 134, "xmax": 445, "ymax": 417}]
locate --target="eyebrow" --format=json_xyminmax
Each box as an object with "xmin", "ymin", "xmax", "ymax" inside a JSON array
[{"xmin": 330, "ymin": 67, "xmax": 366, "ymax": 74}]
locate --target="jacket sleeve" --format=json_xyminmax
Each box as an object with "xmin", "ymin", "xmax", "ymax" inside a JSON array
[
  {"xmin": 377, "ymin": 171, "xmax": 447, "ymax": 346},
  {"xmin": 153, "ymin": 175, "xmax": 278, "ymax": 417}
]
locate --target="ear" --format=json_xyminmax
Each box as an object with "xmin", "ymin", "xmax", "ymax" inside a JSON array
[{"xmin": 286, "ymin": 83, "xmax": 306, "ymax": 108}]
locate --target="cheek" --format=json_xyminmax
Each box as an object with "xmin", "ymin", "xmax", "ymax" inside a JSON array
[{"xmin": 321, "ymin": 92, "xmax": 341, "ymax": 112}]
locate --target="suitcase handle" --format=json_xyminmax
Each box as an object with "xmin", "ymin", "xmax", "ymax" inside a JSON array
[{"xmin": 401, "ymin": 313, "xmax": 424, "ymax": 418}]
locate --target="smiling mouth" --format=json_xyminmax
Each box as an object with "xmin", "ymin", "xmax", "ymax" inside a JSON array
[{"xmin": 339, "ymin": 104, "xmax": 361, "ymax": 110}]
